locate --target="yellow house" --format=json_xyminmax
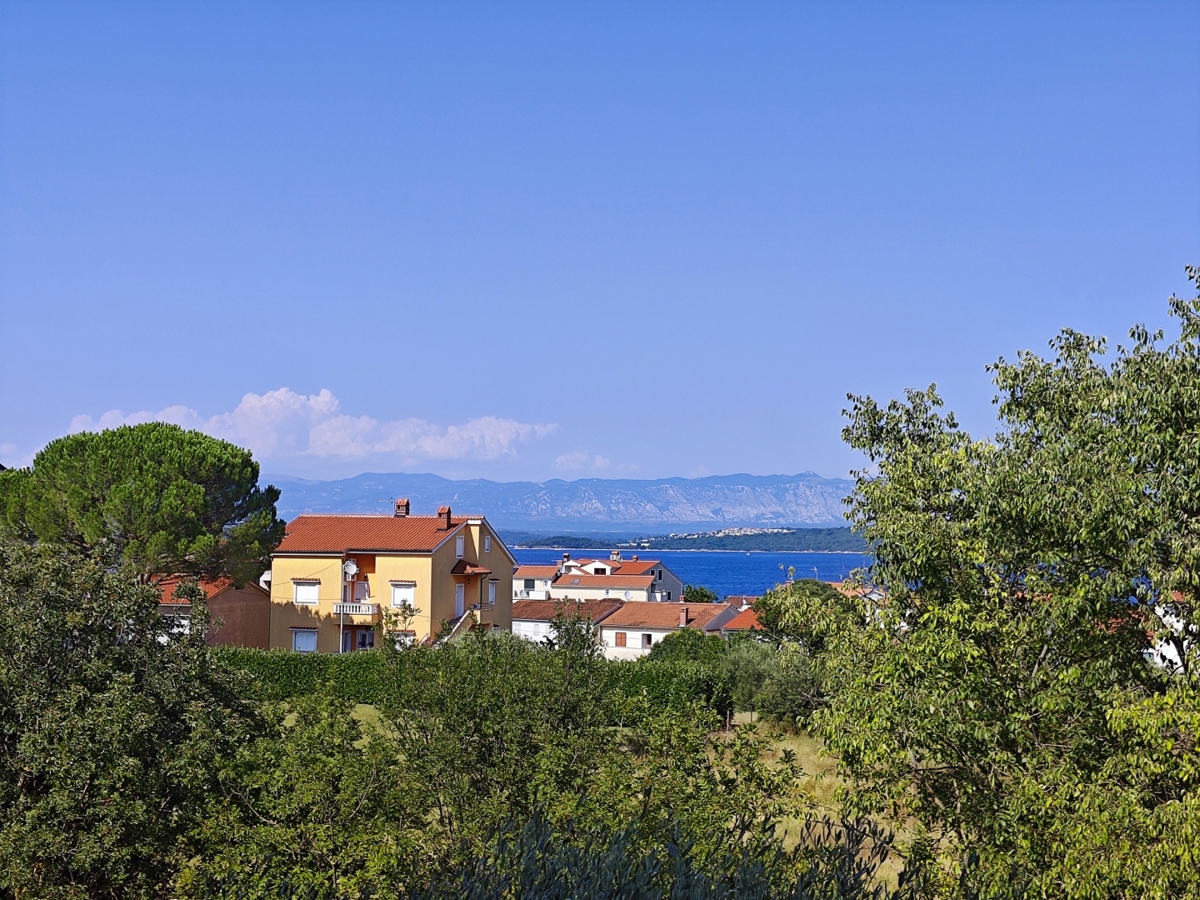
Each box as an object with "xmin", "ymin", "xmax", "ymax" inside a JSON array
[{"xmin": 266, "ymin": 501, "xmax": 514, "ymax": 652}]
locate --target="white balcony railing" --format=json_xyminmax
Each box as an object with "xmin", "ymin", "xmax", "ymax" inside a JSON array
[
  {"xmin": 515, "ymin": 590, "xmax": 552, "ymax": 600},
  {"xmin": 333, "ymin": 602, "xmax": 381, "ymax": 616}
]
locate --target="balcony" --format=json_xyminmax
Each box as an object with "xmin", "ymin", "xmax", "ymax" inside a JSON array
[
  {"xmin": 333, "ymin": 602, "xmax": 381, "ymax": 617},
  {"xmin": 516, "ymin": 589, "xmax": 551, "ymax": 600}
]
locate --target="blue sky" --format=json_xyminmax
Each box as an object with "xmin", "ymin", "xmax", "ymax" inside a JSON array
[{"xmin": 1, "ymin": 1, "xmax": 1197, "ymax": 482}]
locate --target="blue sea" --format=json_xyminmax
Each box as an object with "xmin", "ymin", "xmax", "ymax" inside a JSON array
[{"xmin": 511, "ymin": 549, "xmax": 872, "ymax": 599}]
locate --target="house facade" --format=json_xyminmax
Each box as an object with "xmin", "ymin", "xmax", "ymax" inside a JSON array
[
  {"xmin": 596, "ymin": 601, "xmax": 738, "ymax": 661},
  {"xmin": 266, "ymin": 501, "xmax": 514, "ymax": 652},
  {"xmin": 510, "ymin": 598, "xmax": 623, "ymax": 643},
  {"xmin": 157, "ymin": 577, "xmax": 272, "ymax": 648}
]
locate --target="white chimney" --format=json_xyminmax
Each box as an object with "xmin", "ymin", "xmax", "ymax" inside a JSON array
[{"xmin": 679, "ymin": 605, "xmax": 689, "ymax": 628}]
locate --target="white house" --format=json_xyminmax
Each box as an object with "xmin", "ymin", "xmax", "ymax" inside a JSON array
[
  {"xmin": 597, "ymin": 601, "xmax": 738, "ymax": 661},
  {"xmin": 510, "ymin": 598, "xmax": 623, "ymax": 643},
  {"xmin": 516, "ymin": 552, "xmax": 685, "ymax": 603}
]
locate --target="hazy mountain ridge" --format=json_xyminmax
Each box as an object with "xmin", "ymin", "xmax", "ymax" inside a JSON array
[{"xmin": 267, "ymin": 471, "xmax": 855, "ymax": 530}]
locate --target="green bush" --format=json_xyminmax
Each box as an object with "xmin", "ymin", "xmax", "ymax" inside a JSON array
[
  {"xmin": 605, "ymin": 658, "xmax": 732, "ymax": 721},
  {"xmin": 213, "ymin": 647, "xmax": 392, "ymax": 704}
]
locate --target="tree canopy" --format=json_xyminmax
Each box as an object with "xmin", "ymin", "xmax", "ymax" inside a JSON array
[
  {"xmin": 0, "ymin": 423, "xmax": 284, "ymax": 582},
  {"xmin": 810, "ymin": 268, "xmax": 1200, "ymax": 896}
]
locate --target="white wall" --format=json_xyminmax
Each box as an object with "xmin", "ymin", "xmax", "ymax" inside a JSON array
[
  {"xmin": 598, "ymin": 625, "xmax": 674, "ymax": 661},
  {"xmin": 512, "ymin": 619, "xmax": 554, "ymax": 642}
]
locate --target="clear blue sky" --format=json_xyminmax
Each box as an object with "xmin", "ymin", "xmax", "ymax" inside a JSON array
[{"xmin": 2, "ymin": 2, "xmax": 1197, "ymax": 482}]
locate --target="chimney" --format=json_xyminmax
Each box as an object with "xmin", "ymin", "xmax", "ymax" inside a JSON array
[
  {"xmin": 632, "ymin": 554, "xmax": 639, "ymax": 561},
  {"xmin": 679, "ymin": 605, "xmax": 689, "ymax": 628},
  {"xmin": 437, "ymin": 505, "xmax": 452, "ymax": 529},
  {"xmin": 394, "ymin": 498, "xmax": 410, "ymax": 517},
  {"xmin": 609, "ymin": 550, "xmax": 621, "ymax": 561}
]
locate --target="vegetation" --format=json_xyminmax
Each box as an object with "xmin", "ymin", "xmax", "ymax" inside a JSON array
[
  {"xmin": 683, "ymin": 583, "xmax": 720, "ymax": 603},
  {"xmin": 0, "ymin": 423, "xmax": 284, "ymax": 583}
]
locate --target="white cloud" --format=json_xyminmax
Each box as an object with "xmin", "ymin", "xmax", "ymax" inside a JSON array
[
  {"xmin": 68, "ymin": 388, "xmax": 556, "ymax": 465},
  {"xmin": 555, "ymin": 451, "xmax": 611, "ymax": 472}
]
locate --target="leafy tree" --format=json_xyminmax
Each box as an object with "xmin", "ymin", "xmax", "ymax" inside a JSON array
[
  {"xmin": 683, "ymin": 584, "xmax": 719, "ymax": 603},
  {"xmin": 820, "ymin": 269, "xmax": 1200, "ymax": 895},
  {"xmin": 0, "ymin": 541, "xmax": 255, "ymax": 899},
  {"xmin": 177, "ymin": 690, "xmax": 426, "ymax": 899},
  {"xmin": 757, "ymin": 645, "xmax": 822, "ymax": 729},
  {"xmin": 0, "ymin": 423, "xmax": 284, "ymax": 583},
  {"xmin": 754, "ymin": 578, "xmax": 861, "ymax": 652},
  {"xmin": 722, "ymin": 639, "xmax": 778, "ymax": 713},
  {"xmin": 646, "ymin": 626, "xmax": 728, "ymax": 664}
]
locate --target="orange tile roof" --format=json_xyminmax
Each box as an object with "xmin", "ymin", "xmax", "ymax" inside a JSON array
[
  {"xmin": 275, "ymin": 514, "xmax": 468, "ymax": 554},
  {"xmin": 514, "ymin": 565, "xmax": 561, "ymax": 579},
  {"xmin": 601, "ymin": 602, "xmax": 734, "ymax": 630},
  {"xmin": 511, "ymin": 599, "xmax": 624, "ymax": 623},
  {"xmin": 726, "ymin": 595, "xmax": 761, "ymax": 607},
  {"xmin": 451, "ymin": 560, "xmax": 492, "ymax": 575},
  {"xmin": 722, "ymin": 608, "xmax": 764, "ymax": 631},
  {"xmin": 610, "ymin": 559, "xmax": 662, "ymax": 575},
  {"xmin": 556, "ymin": 574, "xmax": 654, "ymax": 590},
  {"xmin": 156, "ymin": 576, "xmax": 267, "ymax": 604}
]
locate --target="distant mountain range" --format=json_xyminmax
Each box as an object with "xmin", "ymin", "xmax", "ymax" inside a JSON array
[{"xmin": 266, "ymin": 472, "xmax": 855, "ymax": 531}]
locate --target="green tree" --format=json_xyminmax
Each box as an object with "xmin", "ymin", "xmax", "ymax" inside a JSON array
[
  {"xmin": 682, "ymin": 584, "xmax": 719, "ymax": 603},
  {"xmin": 820, "ymin": 269, "xmax": 1200, "ymax": 896},
  {"xmin": 178, "ymin": 690, "xmax": 426, "ymax": 899},
  {"xmin": 0, "ymin": 541, "xmax": 255, "ymax": 899},
  {"xmin": 646, "ymin": 626, "xmax": 727, "ymax": 664},
  {"xmin": 0, "ymin": 423, "xmax": 284, "ymax": 583}
]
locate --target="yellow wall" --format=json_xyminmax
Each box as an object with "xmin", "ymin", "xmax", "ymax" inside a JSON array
[{"xmin": 268, "ymin": 554, "xmax": 345, "ymax": 653}]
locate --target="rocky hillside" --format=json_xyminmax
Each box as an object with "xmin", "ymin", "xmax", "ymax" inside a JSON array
[{"xmin": 267, "ymin": 472, "xmax": 854, "ymax": 531}]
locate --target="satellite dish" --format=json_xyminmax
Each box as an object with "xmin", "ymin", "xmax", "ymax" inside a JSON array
[
  {"xmin": 343, "ymin": 560, "xmax": 359, "ymax": 580},
  {"xmin": 624, "ymin": 591, "xmax": 632, "ymax": 600}
]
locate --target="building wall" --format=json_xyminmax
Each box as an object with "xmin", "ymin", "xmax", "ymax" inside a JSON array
[
  {"xmin": 512, "ymin": 619, "xmax": 554, "ymax": 642},
  {"xmin": 598, "ymin": 625, "xmax": 674, "ymax": 661},
  {"xmin": 549, "ymin": 584, "xmax": 651, "ymax": 603},
  {"xmin": 369, "ymin": 554, "xmax": 436, "ymax": 642},
  {"xmin": 207, "ymin": 584, "xmax": 271, "ymax": 648}
]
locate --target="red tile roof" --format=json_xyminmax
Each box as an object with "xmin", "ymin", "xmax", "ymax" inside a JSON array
[
  {"xmin": 451, "ymin": 560, "xmax": 492, "ymax": 575},
  {"xmin": 514, "ymin": 565, "xmax": 561, "ymax": 579},
  {"xmin": 556, "ymin": 574, "xmax": 654, "ymax": 590},
  {"xmin": 601, "ymin": 602, "xmax": 734, "ymax": 630},
  {"xmin": 722, "ymin": 608, "xmax": 764, "ymax": 631},
  {"xmin": 609, "ymin": 559, "xmax": 662, "ymax": 576},
  {"xmin": 275, "ymin": 514, "xmax": 468, "ymax": 554},
  {"xmin": 511, "ymin": 599, "xmax": 623, "ymax": 623},
  {"xmin": 157, "ymin": 577, "xmax": 267, "ymax": 605}
]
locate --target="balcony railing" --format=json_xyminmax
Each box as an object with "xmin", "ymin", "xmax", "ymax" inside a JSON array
[
  {"xmin": 515, "ymin": 589, "xmax": 551, "ymax": 600},
  {"xmin": 333, "ymin": 602, "xmax": 381, "ymax": 616}
]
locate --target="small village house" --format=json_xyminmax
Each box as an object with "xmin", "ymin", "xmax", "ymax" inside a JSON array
[
  {"xmin": 510, "ymin": 598, "xmax": 623, "ymax": 643},
  {"xmin": 515, "ymin": 551, "xmax": 685, "ymax": 603},
  {"xmin": 157, "ymin": 577, "xmax": 272, "ymax": 648},
  {"xmin": 266, "ymin": 501, "xmax": 514, "ymax": 652},
  {"xmin": 597, "ymin": 601, "xmax": 738, "ymax": 660}
]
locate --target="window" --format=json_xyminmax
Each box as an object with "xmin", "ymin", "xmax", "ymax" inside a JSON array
[
  {"xmin": 614, "ymin": 632, "xmax": 627, "ymax": 647},
  {"xmin": 657, "ymin": 569, "xmax": 663, "ymax": 580},
  {"xmin": 353, "ymin": 580, "xmax": 370, "ymax": 602},
  {"xmin": 455, "ymin": 535, "xmax": 465, "ymax": 558},
  {"xmin": 357, "ymin": 629, "xmax": 375, "ymax": 650},
  {"xmin": 484, "ymin": 536, "xmax": 491, "ymax": 553},
  {"xmin": 292, "ymin": 629, "xmax": 317, "ymax": 653},
  {"xmin": 523, "ymin": 578, "xmax": 535, "ymax": 590},
  {"xmin": 293, "ymin": 581, "xmax": 319, "ymax": 605},
  {"xmin": 595, "ymin": 567, "xmax": 607, "ymax": 575},
  {"xmin": 391, "ymin": 581, "xmax": 416, "ymax": 608},
  {"xmin": 455, "ymin": 583, "xmax": 465, "ymax": 616},
  {"xmin": 642, "ymin": 634, "xmax": 653, "ymax": 648},
  {"xmin": 488, "ymin": 580, "xmax": 497, "ymax": 605}
]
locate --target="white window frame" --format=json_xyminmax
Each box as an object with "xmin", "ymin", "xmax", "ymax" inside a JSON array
[
  {"xmin": 455, "ymin": 583, "xmax": 465, "ymax": 615},
  {"xmin": 390, "ymin": 581, "xmax": 417, "ymax": 608},
  {"xmin": 455, "ymin": 535, "xmax": 465, "ymax": 558},
  {"xmin": 293, "ymin": 580, "xmax": 319, "ymax": 605},
  {"xmin": 484, "ymin": 535, "xmax": 491, "ymax": 553},
  {"xmin": 488, "ymin": 580, "xmax": 497, "ymax": 606},
  {"xmin": 291, "ymin": 628, "xmax": 318, "ymax": 653}
]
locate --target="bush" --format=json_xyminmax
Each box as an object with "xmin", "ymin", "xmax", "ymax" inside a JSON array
[
  {"xmin": 605, "ymin": 659, "xmax": 732, "ymax": 721},
  {"xmin": 213, "ymin": 647, "xmax": 391, "ymax": 704},
  {"xmin": 757, "ymin": 645, "xmax": 822, "ymax": 728},
  {"xmin": 723, "ymin": 639, "xmax": 778, "ymax": 713}
]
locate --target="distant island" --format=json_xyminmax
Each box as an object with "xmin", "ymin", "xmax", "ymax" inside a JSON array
[{"xmin": 501, "ymin": 526, "xmax": 867, "ymax": 553}]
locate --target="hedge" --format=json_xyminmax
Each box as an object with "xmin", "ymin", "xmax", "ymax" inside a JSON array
[
  {"xmin": 213, "ymin": 647, "xmax": 392, "ymax": 704},
  {"xmin": 214, "ymin": 646, "xmax": 729, "ymax": 718}
]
